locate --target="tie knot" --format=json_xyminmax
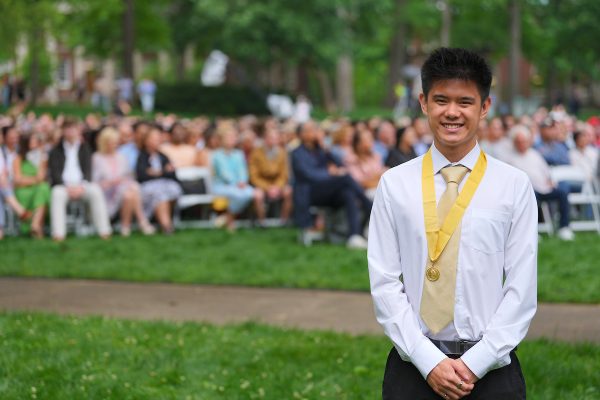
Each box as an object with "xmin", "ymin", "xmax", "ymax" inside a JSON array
[{"xmin": 441, "ymin": 165, "xmax": 468, "ymax": 185}]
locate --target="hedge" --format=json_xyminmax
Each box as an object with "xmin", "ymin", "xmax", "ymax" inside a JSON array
[{"xmin": 154, "ymin": 82, "xmax": 269, "ymax": 116}]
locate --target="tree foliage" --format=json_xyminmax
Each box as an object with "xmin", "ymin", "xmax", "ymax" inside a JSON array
[{"xmin": 2, "ymin": 0, "xmax": 600, "ymax": 107}]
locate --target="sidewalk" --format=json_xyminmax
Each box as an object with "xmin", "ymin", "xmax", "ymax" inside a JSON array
[{"xmin": 0, "ymin": 277, "xmax": 598, "ymax": 343}]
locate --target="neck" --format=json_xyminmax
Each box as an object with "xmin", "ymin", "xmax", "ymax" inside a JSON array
[
  {"xmin": 435, "ymin": 140, "xmax": 476, "ymax": 163},
  {"xmin": 303, "ymin": 141, "xmax": 315, "ymax": 150}
]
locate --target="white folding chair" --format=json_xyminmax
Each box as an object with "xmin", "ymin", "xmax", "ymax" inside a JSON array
[
  {"xmin": 538, "ymin": 200, "xmax": 554, "ymax": 235},
  {"xmin": 550, "ymin": 165, "xmax": 600, "ymax": 234},
  {"xmin": 174, "ymin": 167, "xmax": 215, "ymax": 228}
]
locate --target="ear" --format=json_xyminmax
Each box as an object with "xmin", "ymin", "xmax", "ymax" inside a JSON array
[
  {"xmin": 480, "ymin": 96, "xmax": 492, "ymax": 120},
  {"xmin": 418, "ymin": 93, "xmax": 428, "ymax": 116}
]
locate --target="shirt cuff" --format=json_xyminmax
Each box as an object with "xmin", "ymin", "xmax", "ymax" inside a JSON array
[
  {"xmin": 460, "ymin": 340, "xmax": 499, "ymax": 379},
  {"xmin": 409, "ymin": 336, "xmax": 447, "ymax": 380}
]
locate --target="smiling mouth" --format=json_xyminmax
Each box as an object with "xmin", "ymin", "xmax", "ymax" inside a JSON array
[{"xmin": 441, "ymin": 122, "xmax": 464, "ymax": 131}]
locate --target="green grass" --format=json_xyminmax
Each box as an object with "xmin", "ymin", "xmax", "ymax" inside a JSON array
[
  {"xmin": 0, "ymin": 312, "xmax": 598, "ymax": 399},
  {"xmin": 0, "ymin": 228, "xmax": 598, "ymax": 303}
]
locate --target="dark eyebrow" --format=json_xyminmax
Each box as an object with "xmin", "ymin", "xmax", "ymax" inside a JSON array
[{"xmin": 432, "ymin": 95, "xmax": 448, "ymax": 101}]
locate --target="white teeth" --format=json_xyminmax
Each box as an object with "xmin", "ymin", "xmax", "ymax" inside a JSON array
[{"xmin": 443, "ymin": 124, "xmax": 462, "ymax": 129}]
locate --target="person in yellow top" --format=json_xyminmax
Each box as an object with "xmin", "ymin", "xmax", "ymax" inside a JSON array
[{"xmin": 249, "ymin": 127, "xmax": 292, "ymax": 224}]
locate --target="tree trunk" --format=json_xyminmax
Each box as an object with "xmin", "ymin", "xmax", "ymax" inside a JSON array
[
  {"xmin": 386, "ymin": 0, "xmax": 407, "ymax": 107},
  {"xmin": 29, "ymin": 27, "xmax": 43, "ymax": 107},
  {"xmin": 297, "ymin": 64, "xmax": 309, "ymax": 96},
  {"xmin": 508, "ymin": 0, "xmax": 521, "ymax": 114},
  {"xmin": 316, "ymin": 69, "xmax": 336, "ymax": 113},
  {"xmin": 440, "ymin": 0, "xmax": 451, "ymax": 47},
  {"xmin": 123, "ymin": 0, "xmax": 135, "ymax": 79},
  {"xmin": 175, "ymin": 51, "xmax": 185, "ymax": 81},
  {"xmin": 336, "ymin": 54, "xmax": 354, "ymax": 113},
  {"xmin": 545, "ymin": 65, "xmax": 556, "ymax": 106}
]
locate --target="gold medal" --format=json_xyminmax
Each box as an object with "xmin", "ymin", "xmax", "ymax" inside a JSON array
[{"xmin": 426, "ymin": 266, "xmax": 440, "ymax": 282}]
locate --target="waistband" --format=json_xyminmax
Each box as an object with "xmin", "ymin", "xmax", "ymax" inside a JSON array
[{"xmin": 429, "ymin": 339, "xmax": 479, "ymax": 356}]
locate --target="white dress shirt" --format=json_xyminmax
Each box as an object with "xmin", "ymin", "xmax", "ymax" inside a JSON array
[
  {"xmin": 368, "ymin": 142, "xmax": 537, "ymax": 380},
  {"xmin": 62, "ymin": 141, "xmax": 84, "ymax": 186}
]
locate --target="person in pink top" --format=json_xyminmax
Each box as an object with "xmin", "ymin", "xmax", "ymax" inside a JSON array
[
  {"xmin": 347, "ymin": 129, "xmax": 386, "ymax": 199},
  {"xmin": 93, "ymin": 127, "xmax": 155, "ymax": 236}
]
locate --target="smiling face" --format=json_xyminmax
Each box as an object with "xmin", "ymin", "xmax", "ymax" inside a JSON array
[{"xmin": 419, "ymin": 79, "xmax": 490, "ymax": 161}]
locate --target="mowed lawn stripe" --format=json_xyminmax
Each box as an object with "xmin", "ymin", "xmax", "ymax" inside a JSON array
[
  {"xmin": 0, "ymin": 312, "xmax": 599, "ymax": 399},
  {"xmin": 0, "ymin": 228, "xmax": 598, "ymax": 303}
]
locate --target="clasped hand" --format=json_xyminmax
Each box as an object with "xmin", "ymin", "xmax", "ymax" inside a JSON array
[{"xmin": 426, "ymin": 358, "xmax": 478, "ymax": 399}]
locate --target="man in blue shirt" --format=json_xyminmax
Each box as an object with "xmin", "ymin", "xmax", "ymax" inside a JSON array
[
  {"xmin": 534, "ymin": 117, "xmax": 570, "ymax": 166},
  {"xmin": 291, "ymin": 121, "xmax": 371, "ymax": 249}
]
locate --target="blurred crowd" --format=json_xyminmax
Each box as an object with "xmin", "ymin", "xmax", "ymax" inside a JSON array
[{"xmin": 0, "ymin": 104, "xmax": 598, "ymax": 246}]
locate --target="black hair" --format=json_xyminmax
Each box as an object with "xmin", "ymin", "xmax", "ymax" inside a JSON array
[
  {"xmin": 1, "ymin": 124, "xmax": 16, "ymax": 138},
  {"xmin": 18, "ymin": 131, "xmax": 32, "ymax": 160},
  {"xmin": 132, "ymin": 120, "xmax": 152, "ymax": 132},
  {"xmin": 421, "ymin": 47, "xmax": 492, "ymax": 103},
  {"xmin": 395, "ymin": 127, "xmax": 407, "ymax": 147},
  {"xmin": 572, "ymin": 130, "xmax": 583, "ymax": 143}
]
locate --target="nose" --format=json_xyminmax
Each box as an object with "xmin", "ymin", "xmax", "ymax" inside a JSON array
[{"xmin": 445, "ymin": 102, "xmax": 460, "ymax": 119}]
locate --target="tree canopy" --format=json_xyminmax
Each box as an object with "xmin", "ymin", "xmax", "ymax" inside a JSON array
[{"xmin": 1, "ymin": 0, "xmax": 599, "ymax": 108}]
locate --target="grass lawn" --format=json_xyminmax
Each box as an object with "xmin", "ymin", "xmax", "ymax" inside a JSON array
[
  {"xmin": 0, "ymin": 228, "xmax": 598, "ymax": 303},
  {"xmin": 0, "ymin": 312, "xmax": 598, "ymax": 399}
]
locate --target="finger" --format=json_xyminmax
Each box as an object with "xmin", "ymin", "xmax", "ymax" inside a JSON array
[
  {"xmin": 439, "ymin": 390, "xmax": 459, "ymax": 400},
  {"xmin": 442, "ymin": 382, "xmax": 467, "ymax": 399},
  {"xmin": 453, "ymin": 378, "xmax": 474, "ymax": 393}
]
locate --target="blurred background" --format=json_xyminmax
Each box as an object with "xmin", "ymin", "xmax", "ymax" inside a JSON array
[
  {"xmin": 1, "ymin": 1, "xmax": 600, "ymax": 399},
  {"xmin": 1, "ymin": 0, "xmax": 600, "ymax": 118}
]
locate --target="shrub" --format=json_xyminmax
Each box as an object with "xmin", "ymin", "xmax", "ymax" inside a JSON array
[{"xmin": 154, "ymin": 82, "xmax": 269, "ymax": 115}]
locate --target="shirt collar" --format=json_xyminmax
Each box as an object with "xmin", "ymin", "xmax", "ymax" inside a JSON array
[
  {"xmin": 63, "ymin": 140, "xmax": 81, "ymax": 151},
  {"xmin": 430, "ymin": 141, "xmax": 481, "ymax": 174}
]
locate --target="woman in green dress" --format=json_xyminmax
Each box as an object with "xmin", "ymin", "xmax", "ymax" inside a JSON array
[{"xmin": 13, "ymin": 132, "xmax": 50, "ymax": 238}]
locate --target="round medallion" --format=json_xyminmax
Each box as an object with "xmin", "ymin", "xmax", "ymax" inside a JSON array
[{"xmin": 426, "ymin": 267, "xmax": 440, "ymax": 282}]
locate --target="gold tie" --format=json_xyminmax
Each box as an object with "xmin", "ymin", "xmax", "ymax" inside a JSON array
[{"xmin": 420, "ymin": 165, "xmax": 469, "ymax": 334}]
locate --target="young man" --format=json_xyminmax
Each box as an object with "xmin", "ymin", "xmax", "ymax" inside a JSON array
[
  {"xmin": 48, "ymin": 117, "xmax": 112, "ymax": 241},
  {"xmin": 368, "ymin": 48, "xmax": 537, "ymax": 399}
]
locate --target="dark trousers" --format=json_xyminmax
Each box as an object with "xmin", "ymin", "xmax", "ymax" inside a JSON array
[
  {"xmin": 535, "ymin": 184, "xmax": 570, "ymax": 228},
  {"xmin": 298, "ymin": 175, "xmax": 371, "ymax": 236},
  {"xmin": 382, "ymin": 348, "xmax": 526, "ymax": 400}
]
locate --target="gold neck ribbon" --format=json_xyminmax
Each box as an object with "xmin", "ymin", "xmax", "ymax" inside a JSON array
[{"xmin": 422, "ymin": 148, "xmax": 487, "ymax": 263}]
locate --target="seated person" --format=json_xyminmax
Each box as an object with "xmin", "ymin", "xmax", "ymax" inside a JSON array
[
  {"xmin": 48, "ymin": 117, "xmax": 112, "ymax": 241},
  {"xmin": 373, "ymin": 119, "xmax": 396, "ymax": 161},
  {"xmin": 329, "ymin": 124, "xmax": 356, "ymax": 166},
  {"xmin": 116, "ymin": 120, "xmax": 139, "ymax": 172},
  {"xmin": 0, "ymin": 148, "xmax": 30, "ymax": 239},
  {"xmin": 569, "ymin": 127, "xmax": 598, "ymax": 181},
  {"xmin": 249, "ymin": 127, "xmax": 292, "ymax": 224},
  {"xmin": 480, "ymin": 116, "xmax": 513, "ymax": 162},
  {"xmin": 13, "ymin": 132, "xmax": 51, "ymax": 238},
  {"xmin": 159, "ymin": 123, "xmax": 202, "ymax": 168},
  {"xmin": 212, "ymin": 125, "xmax": 260, "ymax": 232},
  {"xmin": 347, "ymin": 129, "xmax": 385, "ymax": 200},
  {"xmin": 136, "ymin": 126, "xmax": 183, "ymax": 235},
  {"xmin": 291, "ymin": 121, "xmax": 372, "ymax": 249},
  {"xmin": 93, "ymin": 127, "xmax": 155, "ymax": 237},
  {"xmin": 534, "ymin": 117, "xmax": 571, "ymax": 166},
  {"xmin": 507, "ymin": 124, "xmax": 574, "ymax": 241},
  {"xmin": 385, "ymin": 126, "xmax": 418, "ymax": 168}
]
